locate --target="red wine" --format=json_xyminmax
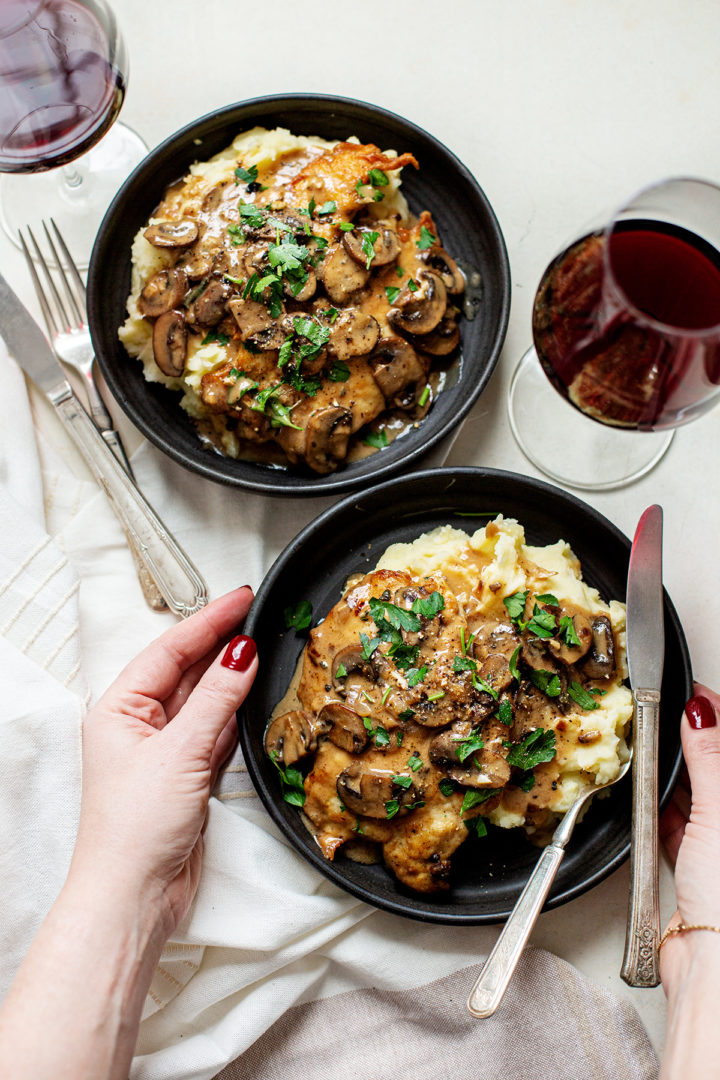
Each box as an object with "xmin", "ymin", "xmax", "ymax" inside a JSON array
[
  {"xmin": 533, "ymin": 220, "xmax": 720, "ymax": 429},
  {"xmin": 0, "ymin": 0, "xmax": 126, "ymax": 173}
]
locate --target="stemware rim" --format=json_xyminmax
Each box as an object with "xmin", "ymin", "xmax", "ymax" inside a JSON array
[{"xmin": 601, "ymin": 174, "xmax": 720, "ymax": 338}]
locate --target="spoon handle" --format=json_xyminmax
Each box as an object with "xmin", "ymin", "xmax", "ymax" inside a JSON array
[
  {"xmin": 621, "ymin": 690, "xmax": 661, "ymax": 987},
  {"xmin": 467, "ymin": 840, "xmax": 567, "ymax": 1017}
]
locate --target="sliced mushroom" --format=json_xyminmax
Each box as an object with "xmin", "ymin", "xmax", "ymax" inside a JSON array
[
  {"xmin": 428, "ymin": 725, "xmax": 509, "ymax": 789},
  {"xmin": 577, "ymin": 615, "xmax": 616, "ymax": 679},
  {"xmin": 342, "ymin": 224, "xmax": 399, "ymax": 268},
  {"xmin": 521, "ymin": 636, "xmax": 558, "ymax": 674},
  {"xmin": 411, "ymin": 311, "xmax": 461, "ymax": 356},
  {"xmin": 228, "ymin": 298, "xmax": 287, "ymax": 350},
  {"xmin": 472, "ymin": 620, "xmax": 521, "ymax": 694},
  {"xmin": 370, "ymin": 337, "xmax": 428, "ymax": 408},
  {"xmin": 305, "ymin": 405, "xmax": 353, "ymax": 474},
  {"xmin": 318, "ymin": 243, "xmax": 370, "ymax": 304},
  {"xmin": 317, "ymin": 703, "xmax": 369, "ymax": 754},
  {"xmin": 264, "ymin": 709, "xmax": 332, "ymax": 766},
  {"xmin": 187, "ymin": 278, "xmax": 231, "ymax": 328},
  {"xmin": 337, "ymin": 762, "xmax": 422, "ymax": 819},
  {"xmin": 327, "ymin": 309, "xmax": 380, "ymax": 361},
  {"xmin": 137, "ymin": 268, "xmax": 188, "ymax": 318},
  {"xmin": 284, "ymin": 268, "xmax": 316, "ymax": 302},
  {"xmin": 144, "ymin": 218, "xmax": 199, "ymax": 249},
  {"xmin": 332, "ymin": 645, "xmax": 379, "ymax": 690},
  {"xmin": 152, "ymin": 310, "xmax": 187, "ymax": 377},
  {"xmin": 177, "ymin": 245, "xmax": 221, "ymax": 281},
  {"xmin": 512, "ymin": 684, "xmax": 556, "ymax": 741},
  {"xmin": 547, "ymin": 612, "xmax": 593, "ymax": 665},
  {"xmin": 387, "ymin": 271, "xmax": 447, "ymax": 336},
  {"xmin": 420, "ymin": 246, "xmax": 465, "ymax": 294}
]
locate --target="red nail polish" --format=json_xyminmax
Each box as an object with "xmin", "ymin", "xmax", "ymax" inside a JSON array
[
  {"xmin": 685, "ymin": 695, "xmax": 717, "ymax": 730},
  {"xmin": 221, "ymin": 635, "xmax": 256, "ymax": 672}
]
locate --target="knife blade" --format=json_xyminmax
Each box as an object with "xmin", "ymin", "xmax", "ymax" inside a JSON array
[
  {"xmin": 621, "ymin": 504, "xmax": 664, "ymax": 987},
  {"xmin": 0, "ymin": 271, "xmax": 208, "ymax": 618}
]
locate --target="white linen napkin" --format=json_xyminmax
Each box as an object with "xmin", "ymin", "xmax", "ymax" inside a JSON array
[{"xmin": 0, "ymin": 339, "xmax": 660, "ymax": 1080}]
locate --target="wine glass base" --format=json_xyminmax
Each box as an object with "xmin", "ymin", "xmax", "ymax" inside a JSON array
[
  {"xmin": 0, "ymin": 122, "xmax": 147, "ymax": 269},
  {"xmin": 508, "ymin": 347, "xmax": 674, "ymax": 491}
]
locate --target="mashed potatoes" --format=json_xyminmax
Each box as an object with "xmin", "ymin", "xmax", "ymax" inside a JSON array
[{"xmin": 378, "ymin": 515, "xmax": 632, "ymax": 831}]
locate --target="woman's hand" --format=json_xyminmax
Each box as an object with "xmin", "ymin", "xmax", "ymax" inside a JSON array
[
  {"xmin": 71, "ymin": 586, "xmax": 258, "ymax": 936},
  {"xmin": 659, "ymin": 684, "xmax": 720, "ymax": 991}
]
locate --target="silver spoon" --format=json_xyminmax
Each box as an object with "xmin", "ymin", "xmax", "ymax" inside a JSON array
[{"xmin": 466, "ymin": 745, "xmax": 633, "ymax": 1018}]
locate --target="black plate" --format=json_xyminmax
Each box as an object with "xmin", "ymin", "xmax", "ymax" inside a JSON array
[
  {"xmin": 240, "ymin": 467, "xmax": 691, "ymax": 923},
  {"xmin": 88, "ymin": 93, "xmax": 510, "ymax": 496}
]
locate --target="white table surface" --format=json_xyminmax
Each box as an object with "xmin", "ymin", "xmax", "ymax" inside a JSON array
[{"xmin": 4, "ymin": 0, "xmax": 720, "ymax": 1061}]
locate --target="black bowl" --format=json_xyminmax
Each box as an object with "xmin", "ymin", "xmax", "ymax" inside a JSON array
[
  {"xmin": 240, "ymin": 467, "xmax": 691, "ymax": 923},
  {"xmin": 88, "ymin": 93, "xmax": 510, "ymax": 496}
]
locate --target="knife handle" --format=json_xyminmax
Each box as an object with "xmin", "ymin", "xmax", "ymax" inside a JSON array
[
  {"xmin": 55, "ymin": 388, "xmax": 208, "ymax": 618},
  {"xmin": 621, "ymin": 690, "xmax": 661, "ymax": 987}
]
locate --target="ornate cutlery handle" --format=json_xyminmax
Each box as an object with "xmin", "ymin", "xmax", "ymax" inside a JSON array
[
  {"xmin": 467, "ymin": 842, "xmax": 566, "ymax": 1017},
  {"xmin": 54, "ymin": 387, "xmax": 208, "ymax": 617},
  {"xmin": 621, "ymin": 691, "xmax": 661, "ymax": 987}
]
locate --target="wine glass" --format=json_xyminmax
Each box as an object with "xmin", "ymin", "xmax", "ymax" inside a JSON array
[
  {"xmin": 508, "ymin": 177, "xmax": 720, "ymax": 490},
  {"xmin": 0, "ymin": 0, "xmax": 147, "ymax": 267}
]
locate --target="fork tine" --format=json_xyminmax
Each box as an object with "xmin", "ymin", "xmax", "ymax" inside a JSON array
[
  {"xmin": 42, "ymin": 220, "xmax": 84, "ymax": 327},
  {"xmin": 26, "ymin": 225, "xmax": 72, "ymax": 332},
  {"xmin": 18, "ymin": 229, "xmax": 61, "ymax": 339},
  {"xmin": 50, "ymin": 217, "xmax": 88, "ymax": 317}
]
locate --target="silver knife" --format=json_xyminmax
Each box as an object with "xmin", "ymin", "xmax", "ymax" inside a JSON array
[
  {"xmin": 0, "ymin": 271, "xmax": 208, "ymax": 618},
  {"xmin": 621, "ymin": 504, "xmax": 664, "ymax": 987}
]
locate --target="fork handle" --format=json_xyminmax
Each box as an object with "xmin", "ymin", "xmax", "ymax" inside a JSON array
[
  {"xmin": 621, "ymin": 691, "xmax": 661, "ymax": 987},
  {"xmin": 54, "ymin": 388, "xmax": 208, "ymax": 617},
  {"xmin": 467, "ymin": 841, "xmax": 566, "ymax": 1018}
]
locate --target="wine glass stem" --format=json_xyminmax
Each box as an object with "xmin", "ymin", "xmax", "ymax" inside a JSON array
[{"xmin": 62, "ymin": 165, "xmax": 84, "ymax": 190}]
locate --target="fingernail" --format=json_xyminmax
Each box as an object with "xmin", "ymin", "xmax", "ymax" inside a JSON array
[
  {"xmin": 685, "ymin": 695, "xmax": 717, "ymax": 730},
  {"xmin": 221, "ymin": 635, "xmax": 256, "ymax": 672}
]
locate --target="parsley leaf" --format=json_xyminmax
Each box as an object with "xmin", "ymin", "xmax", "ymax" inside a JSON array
[
  {"xmin": 234, "ymin": 164, "xmax": 258, "ymax": 185},
  {"xmin": 529, "ymin": 669, "xmax": 562, "ymax": 697},
  {"xmin": 461, "ymin": 787, "xmax": 501, "ymax": 815},
  {"xmin": 369, "ymin": 598, "xmax": 421, "ymax": 634},
  {"xmin": 201, "ymin": 331, "xmax": 230, "ymax": 346},
  {"xmin": 391, "ymin": 644, "xmax": 420, "ymax": 671},
  {"xmin": 526, "ymin": 604, "xmax": 557, "ymax": 639},
  {"xmin": 340, "ymin": 221, "xmax": 355, "ymax": 232},
  {"xmin": 398, "ymin": 708, "xmax": 415, "ymax": 722},
  {"xmin": 406, "ymin": 666, "xmax": 428, "ymax": 687},
  {"xmin": 368, "ymin": 168, "xmax": 389, "ymax": 188},
  {"xmin": 385, "ymin": 798, "xmax": 400, "ymax": 819},
  {"xmin": 411, "ymin": 591, "xmax": 445, "ymax": 618},
  {"xmin": 407, "ymin": 752, "xmax": 423, "ymax": 772},
  {"xmin": 363, "ymin": 429, "xmax": 388, "ymax": 449},
  {"xmin": 360, "ymin": 633, "xmax": 380, "ymax": 660},
  {"xmin": 498, "ymin": 698, "xmax": 513, "ymax": 726},
  {"xmin": 454, "ymin": 730, "xmax": 485, "ymax": 763},
  {"xmin": 509, "ymin": 645, "xmax": 522, "ymax": 681},
  {"xmin": 335, "ymin": 663, "xmax": 348, "ymax": 679},
  {"xmin": 316, "ymin": 200, "xmax": 337, "ymax": 216},
  {"xmin": 506, "ymin": 728, "xmax": 557, "ymax": 770},
  {"xmin": 503, "ymin": 590, "xmax": 529, "ymax": 622},
  {"xmin": 283, "ymin": 600, "xmax": 312, "ymax": 630},
  {"xmin": 362, "ymin": 718, "xmax": 390, "ymax": 748},
  {"xmin": 535, "ymin": 592, "xmax": 559, "ymax": 605},
  {"xmin": 239, "ymin": 203, "xmax": 265, "ymax": 228},
  {"xmin": 466, "ymin": 816, "xmax": 488, "ymax": 838},
  {"xmin": 559, "ymin": 615, "xmax": 582, "ymax": 647},
  {"xmin": 328, "ymin": 360, "xmax": 351, "ymax": 382},
  {"xmin": 392, "ymin": 774, "xmax": 413, "ymax": 789},
  {"xmin": 385, "ymin": 285, "xmax": 401, "ymax": 304},
  {"xmin": 568, "ymin": 681, "xmax": 601, "ymax": 710},
  {"xmin": 438, "ymin": 778, "xmax": 456, "ymax": 797},
  {"xmin": 518, "ymin": 772, "xmax": 536, "ymax": 792},
  {"xmin": 361, "ymin": 230, "xmax": 380, "ymax": 269},
  {"xmin": 407, "ymin": 278, "xmax": 419, "ymax": 292},
  {"xmin": 416, "ymin": 225, "xmax": 437, "ymax": 250},
  {"xmin": 269, "ymin": 750, "xmax": 305, "ymax": 807}
]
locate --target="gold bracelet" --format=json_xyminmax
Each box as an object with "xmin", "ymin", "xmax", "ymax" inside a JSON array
[{"xmin": 659, "ymin": 923, "xmax": 720, "ymax": 949}]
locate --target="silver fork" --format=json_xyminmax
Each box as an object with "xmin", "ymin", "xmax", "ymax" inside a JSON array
[{"xmin": 20, "ymin": 220, "xmax": 169, "ymax": 612}]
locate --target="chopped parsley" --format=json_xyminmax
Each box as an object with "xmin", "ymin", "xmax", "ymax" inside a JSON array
[
  {"xmin": 406, "ymin": 665, "xmax": 428, "ymax": 687},
  {"xmin": 529, "ymin": 669, "xmax": 562, "ymax": 697},
  {"xmin": 335, "ymin": 663, "xmax": 348, "ymax": 679},
  {"xmin": 369, "ymin": 597, "xmax": 421, "ymax": 635},
  {"xmin": 407, "ymin": 752, "xmax": 423, "ymax": 772},
  {"xmin": 466, "ymin": 816, "xmax": 488, "ymax": 839},
  {"xmin": 234, "ymin": 164, "xmax": 258, "ymax": 185},
  {"xmin": 525, "ymin": 604, "xmax": 557, "ymax": 639},
  {"xmin": 362, "ymin": 718, "xmax": 390, "ymax": 748},
  {"xmin": 503, "ymin": 590, "xmax": 529, "ymax": 623},
  {"xmin": 559, "ymin": 615, "xmax": 582, "ymax": 647},
  {"xmin": 385, "ymin": 285, "xmax": 401, "ymax": 304},
  {"xmin": 201, "ymin": 331, "xmax": 230, "ymax": 346},
  {"xmin": 407, "ymin": 278, "xmax": 419, "ymax": 292},
  {"xmin": 385, "ymin": 799, "xmax": 400, "ymax": 819},
  {"xmin": 361, "ymin": 230, "xmax": 380, "ymax": 269},
  {"xmin": 398, "ymin": 708, "xmax": 415, "ymax": 722},
  {"xmin": 411, "ymin": 591, "xmax": 445, "ymax": 618},
  {"xmin": 328, "ymin": 360, "xmax": 351, "ymax": 382},
  {"xmin": 568, "ymin": 681, "xmax": 601, "ymax": 710},
  {"xmin": 427, "ymin": 691, "xmax": 445, "ymax": 702},
  {"xmin": 498, "ymin": 698, "xmax": 513, "ymax": 726},
  {"xmin": 509, "ymin": 645, "xmax": 522, "ymax": 681},
  {"xmin": 452, "ymin": 654, "xmax": 498, "ymax": 699},
  {"xmin": 340, "ymin": 221, "xmax": 355, "ymax": 232},
  {"xmin": 360, "ymin": 633, "xmax": 380, "ymax": 660},
  {"xmin": 283, "ymin": 600, "xmax": 312, "ymax": 630},
  {"xmin": 269, "ymin": 751, "xmax": 305, "ymax": 807},
  {"xmin": 239, "ymin": 203, "xmax": 265, "ymax": 229},
  {"xmin": 391, "ymin": 774, "xmax": 413, "ymax": 789},
  {"xmin": 461, "ymin": 787, "xmax": 501, "ymax": 815},
  {"xmin": 535, "ymin": 593, "xmax": 559, "ymax": 606},
  {"xmin": 396, "ymin": 731, "xmax": 404, "ymax": 746},
  {"xmin": 454, "ymin": 730, "xmax": 485, "ymax": 763},
  {"xmin": 418, "ymin": 385, "xmax": 430, "ymax": 408},
  {"xmin": 316, "ymin": 200, "xmax": 337, "ymax": 216},
  {"xmin": 416, "ymin": 225, "xmax": 437, "ymax": 250},
  {"xmin": 506, "ymin": 728, "xmax": 557, "ymax": 770},
  {"xmin": 438, "ymin": 778, "xmax": 456, "ymax": 797},
  {"xmin": 368, "ymin": 168, "xmax": 389, "ymax": 189},
  {"xmin": 518, "ymin": 772, "xmax": 536, "ymax": 792},
  {"xmin": 363, "ymin": 429, "xmax": 389, "ymax": 449}
]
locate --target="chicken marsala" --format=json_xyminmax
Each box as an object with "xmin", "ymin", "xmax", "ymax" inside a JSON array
[
  {"xmin": 120, "ymin": 128, "xmax": 466, "ymax": 474},
  {"xmin": 265, "ymin": 519, "xmax": 633, "ymax": 894}
]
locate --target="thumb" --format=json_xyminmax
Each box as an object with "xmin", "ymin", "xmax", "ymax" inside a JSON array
[
  {"xmin": 168, "ymin": 635, "xmax": 258, "ymax": 756},
  {"xmin": 681, "ymin": 685, "xmax": 720, "ymax": 815}
]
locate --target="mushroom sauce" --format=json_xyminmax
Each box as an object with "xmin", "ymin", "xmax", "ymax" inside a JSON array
[
  {"xmin": 266, "ymin": 517, "xmax": 632, "ymax": 894},
  {"xmin": 119, "ymin": 128, "xmax": 466, "ymax": 475}
]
